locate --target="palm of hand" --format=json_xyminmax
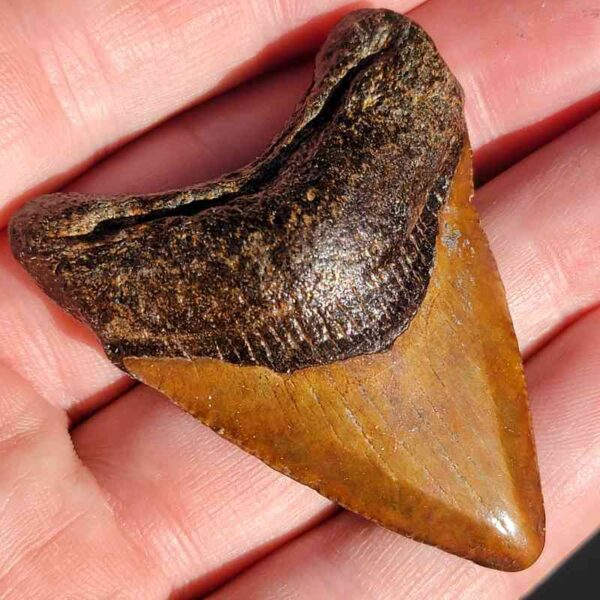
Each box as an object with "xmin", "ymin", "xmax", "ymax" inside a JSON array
[{"xmin": 0, "ymin": 1, "xmax": 598, "ymax": 598}]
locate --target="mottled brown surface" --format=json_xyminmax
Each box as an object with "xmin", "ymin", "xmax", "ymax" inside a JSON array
[
  {"xmin": 9, "ymin": 9, "xmax": 465, "ymax": 373},
  {"xmin": 127, "ymin": 146, "xmax": 545, "ymax": 571}
]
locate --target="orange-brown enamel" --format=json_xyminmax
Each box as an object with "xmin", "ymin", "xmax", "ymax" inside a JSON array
[{"xmin": 125, "ymin": 145, "xmax": 545, "ymax": 571}]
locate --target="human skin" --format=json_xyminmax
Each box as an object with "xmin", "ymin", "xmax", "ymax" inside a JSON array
[{"xmin": 0, "ymin": 1, "xmax": 598, "ymax": 598}]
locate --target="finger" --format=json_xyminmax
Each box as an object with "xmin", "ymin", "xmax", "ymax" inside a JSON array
[
  {"xmin": 0, "ymin": 364, "xmax": 159, "ymax": 598},
  {"xmin": 476, "ymin": 110, "xmax": 600, "ymax": 358},
  {"xmin": 208, "ymin": 307, "xmax": 600, "ymax": 600},
  {"xmin": 0, "ymin": 0, "xmax": 425, "ymax": 226},
  {"xmin": 5, "ymin": 0, "xmax": 599, "ymax": 420},
  {"xmin": 71, "ymin": 112, "xmax": 600, "ymax": 596}
]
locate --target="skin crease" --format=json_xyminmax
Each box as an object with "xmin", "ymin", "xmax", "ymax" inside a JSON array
[{"xmin": 0, "ymin": 0, "xmax": 598, "ymax": 598}]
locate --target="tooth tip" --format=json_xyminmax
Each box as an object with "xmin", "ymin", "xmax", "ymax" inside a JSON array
[
  {"xmin": 491, "ymin": 532, "xmax": 545, "ymax": 572},
  {"xmin": 477, "ymin": 503, "xmax": 545, "ymax": 571}
]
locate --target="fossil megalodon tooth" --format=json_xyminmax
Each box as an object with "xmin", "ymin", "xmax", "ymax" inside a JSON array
[{"xmin": 10, "ymin": 9, "xmax": 544, "ymax": 570}]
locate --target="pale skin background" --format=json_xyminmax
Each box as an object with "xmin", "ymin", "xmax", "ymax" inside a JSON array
[{"xmin": 0, "ymin": 0, "xmax": 598, "ymax": 598}]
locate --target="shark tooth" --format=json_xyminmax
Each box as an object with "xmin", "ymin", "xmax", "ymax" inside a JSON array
[{"xmin": 9, "ymin": 9, "xmax": 544, "ymax": 570}]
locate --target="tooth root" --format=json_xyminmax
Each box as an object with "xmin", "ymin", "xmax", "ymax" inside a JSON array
[
  {"xmin": 8, "ymin": 9, "xmax": 465, "ymax": 376},
  {"xmin": 125, "ymin": 145, "xmax": 545, "ymax": 571}
]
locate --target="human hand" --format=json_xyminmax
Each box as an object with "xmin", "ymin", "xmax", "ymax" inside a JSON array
[{"xmin": 0, "ymin": 1, "xmax": 598, "ymax": 598}]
